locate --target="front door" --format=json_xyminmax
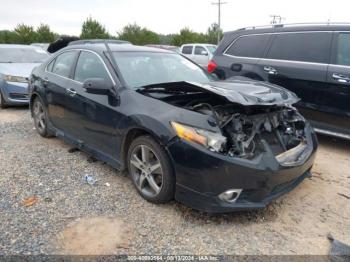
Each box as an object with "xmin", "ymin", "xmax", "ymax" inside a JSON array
[
  {"xmin": 66, "ymin": 50, "xmax": 121, "ymax": 159},
  {"xmin": 193, "ymin": 46, "xmax": 209, "ymax": 67}
]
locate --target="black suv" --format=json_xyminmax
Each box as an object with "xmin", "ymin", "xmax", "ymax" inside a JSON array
[{"xmin": 209, "ymin": 23, "xmax": 350, "ymax": 139}]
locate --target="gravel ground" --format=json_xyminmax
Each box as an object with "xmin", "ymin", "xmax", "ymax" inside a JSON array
[{"xmin": 0, "ymin": 107, "xmax": 349, "ymax": 255}]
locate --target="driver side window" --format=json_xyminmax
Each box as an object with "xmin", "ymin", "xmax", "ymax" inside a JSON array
[
  {"xmin": 194, "ymin": 46, "xmax": 207, "ymax": 56},
  {"xmin": 74, "ymin": 51, "xmax": 110, "ymax": 83}
]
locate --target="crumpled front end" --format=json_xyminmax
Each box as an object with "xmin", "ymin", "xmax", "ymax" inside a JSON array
[
  {"xmin": 168, "ymin": 121, "xmax": 317, "ymax": 212},
  {"xmin": 139, "ymin": 80, "xmax": 318, "ymax": 212}
]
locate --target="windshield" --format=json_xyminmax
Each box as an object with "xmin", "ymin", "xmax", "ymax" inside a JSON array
[
  {"xmin": 113, "ymin": 52, "xmax": 213, "ymax": 88},
  {"xmin": 0, "ymin": 48, "xmax": 49, "ymax": 63},
  {"xmin": 206, "ymin": 45, "xmax": 217, "ymax": 54}
]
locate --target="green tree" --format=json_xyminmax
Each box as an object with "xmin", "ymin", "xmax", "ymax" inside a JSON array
[
  {"xmin": 117, "ymin": 23, "xmax": 160, "ymax": 45},
  {"xmin": 159, "ymin": 34, "xmax": 176, "ymax": 45},
  {"xmin": 36, "ymin": 24, "xmax": 56, "ymax": 43},
  {"xmin": 14, "ymin": 24, "xmax": 38, "ymax": 44},
  {"xmin": 171, "ymin": 28, "xmax": 206, "ymax": 46},
  {"xmin": 0, "ymin": 30, "xmax": 20, "ymax": 44},
  {"xmin": 80, "ymin": 17, "xmax": 110, "ymax": 39},
  {"xmin": 206, "ymin": 23, "xmax": 223, "ymax": 44}
]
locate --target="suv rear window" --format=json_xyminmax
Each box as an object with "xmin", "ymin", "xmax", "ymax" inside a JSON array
[
  {"xmin": 336, "ymin": 33, "xmax": 350, "ymax": 66},
  {"xmin": 225, "ymin": 34, "xmax": 270, "ymax": 58},
  {"xmin": 182, "ymin": 46, "xmax": 193, "ymax": 55},
  {"xmin": 267, "ymin": 32, "xmax": 331, "ymax": 63}
]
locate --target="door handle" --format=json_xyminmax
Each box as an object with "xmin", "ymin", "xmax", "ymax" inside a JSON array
[
  {"xmin": 263, "ymin": 66, "xmax": 278, "ymax": 75},
  {"xmin": 332, "ymin": 73, "xmax": 350, "ymax": 83},
  {"xmin": 66, "ymin": 88, "xmax": 77, "ymax": 96},
  {"xmin": 43, "ymin": 78, "xmax": 49, "ymax": 86}
]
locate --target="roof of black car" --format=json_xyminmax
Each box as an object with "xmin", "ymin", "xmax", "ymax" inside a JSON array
[
  {"xmin": 225, "ymin": 23, "xmax": 350, "ymax": 35},
  {"xmin": 69, "ymin": 39, "xmax": 131, "ymax": 46},
  {"xmin": 65, "ymin": 43, "xmax": 173, "ymax": 53}
]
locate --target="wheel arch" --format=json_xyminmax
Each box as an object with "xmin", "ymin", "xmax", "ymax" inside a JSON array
[{"xmin": 120, "ymin": 126, "xmax": 174, "ymax": 173}]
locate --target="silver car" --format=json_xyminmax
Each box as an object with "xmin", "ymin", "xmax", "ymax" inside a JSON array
[
  {"xmin": 0, "ymin": 44, "xmax": 49, "ymax": 108},
  {"xmin": 180, "ymin": 43, "xmax": 217, "ymax": 68}
]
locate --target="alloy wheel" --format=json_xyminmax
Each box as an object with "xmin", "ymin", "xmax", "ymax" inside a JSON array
[
  {"xmin": 129, "ymin": 144, "xmax": 163, "ymax": 198},
  {"xmin": 33, "ymin": 100, "xmax": 46, "ymax": 133}
]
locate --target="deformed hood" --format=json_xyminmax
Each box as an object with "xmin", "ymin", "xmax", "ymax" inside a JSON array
[{"xmin": 140, "ymin": 79, "xmax": 299, "ymax": 106}]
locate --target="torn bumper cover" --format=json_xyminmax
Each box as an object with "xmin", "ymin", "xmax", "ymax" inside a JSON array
[{"xmin": 167, "ymin": 124, "xmax": 318, "ymax": 213}]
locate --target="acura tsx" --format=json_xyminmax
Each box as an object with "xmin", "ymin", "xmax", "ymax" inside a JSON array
[{"xmin": 29, "ymin": 42, "xmax": 318, "ymax": 212}]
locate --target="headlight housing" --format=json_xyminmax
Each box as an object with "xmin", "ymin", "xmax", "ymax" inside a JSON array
[
  {"xmin": 4, "ymin": 75, "xmax": 28, "ymax": 83},
  {"xmin": 171, "ymin": 122, "xmax": 226, "ymax": 152}
]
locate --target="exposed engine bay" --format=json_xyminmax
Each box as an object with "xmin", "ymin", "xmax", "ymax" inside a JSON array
[
  {"xmin": 138, "ymin": 81, "xmax": 308, "ymax": 160},
  {"xmin": 187, "ymin": 101, "xmax": 306, "ymax": 159}
]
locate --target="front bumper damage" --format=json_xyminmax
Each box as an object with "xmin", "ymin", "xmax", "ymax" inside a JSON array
[{"xmin": 167, "ymin": 125, "xmax": 318, "ymax": 213}]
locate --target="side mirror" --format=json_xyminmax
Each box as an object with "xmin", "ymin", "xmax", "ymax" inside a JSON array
[
  {"xmin": 200, "ymin": 50, "xmax": 208, "ymax": 56},
  {"xmin": 83, "ymin": 78, "xmax": 112, "ymax": 95}
]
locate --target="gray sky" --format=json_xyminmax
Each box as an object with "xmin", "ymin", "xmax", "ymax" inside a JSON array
[{"xmin": 0, "ymin": 0, "xmax": 349, "ymax": 35}]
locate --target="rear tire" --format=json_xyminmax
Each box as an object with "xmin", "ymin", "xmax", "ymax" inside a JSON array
[
  {"xmin": 127, "ymin": 135, "xmax": 175, "ymax": 204},
  {"xmin": 0, "ymin": 89, "xmax": 7, "ymax": 109},
  {"xmin": 32, "ymin": 97, "xmax": 52, "ymax": 138}
]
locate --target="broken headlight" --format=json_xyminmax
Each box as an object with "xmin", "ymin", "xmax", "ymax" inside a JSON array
[{"xmin": 171, "ymin": 122, "xmax": 226, "ymax": 152}]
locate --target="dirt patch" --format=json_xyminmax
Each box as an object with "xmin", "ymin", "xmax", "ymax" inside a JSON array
[
  {"xmin": 0, "ymin": 108, "xmax": 28, "ymax": 123},
  {"xmin": 58, "ymin": 217, "xmax": 131, "ymax": 255}
]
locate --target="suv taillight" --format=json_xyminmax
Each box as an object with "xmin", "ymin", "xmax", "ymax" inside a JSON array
[{"xmin": 207, "ymin": 60, "xmax": 217, "ymax": 73}]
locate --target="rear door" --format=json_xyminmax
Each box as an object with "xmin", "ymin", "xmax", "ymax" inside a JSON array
[
  {"xmin": 324, "ymin": 32, "xmax": 350, "ymax": 134},
  {"xmin": 45, "ymin": 50, "xmax": 79, "ymax": 131},
  {"xmin": 219, "ymin": 34, "xmax": 271, "ymax": 79},
  {"xmin": 256, "ymin": 32, "xmax": 332, "ymax": 126}
]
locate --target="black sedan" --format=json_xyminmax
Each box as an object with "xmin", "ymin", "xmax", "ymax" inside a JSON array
[{"xmin": 29, "ymin": 43, "xmax": 318, "ymax": 212}]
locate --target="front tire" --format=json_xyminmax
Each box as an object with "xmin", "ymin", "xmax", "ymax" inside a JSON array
[
  {"xmin": 32, "ymin": 97, "xmax": 52, "ymax": 138},
  {"xmin": 127, "ymin": 135, "xmax": 175, "ymax": 204},
  {"xmin": 0, "ymin": 89, "xmax": 7, "ymax": 109}
]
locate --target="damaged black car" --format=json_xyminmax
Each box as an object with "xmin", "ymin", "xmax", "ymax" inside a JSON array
[{"xmin": 29, "ymin": 43, "xmax": 318, "ymax": 212}]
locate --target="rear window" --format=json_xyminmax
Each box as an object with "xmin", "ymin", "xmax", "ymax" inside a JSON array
[
  {"xmin": 182, "ymin": 46, "xmax": 193, "ymax": 55},
  {"xmin": 267, "ymin": 32, "xmax": 331, "ymax": 63},
  {"xmin": 225, "ymin": 34, "xmax": 270, "ymax": 58},
  {"xmin": 0, "ymin": 47, "xmax": 48, "ymax": 63}
]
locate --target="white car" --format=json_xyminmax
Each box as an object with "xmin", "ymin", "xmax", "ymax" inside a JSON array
[{"xmin": 180, "ymin": 44, "xmax": 217, "ymax": 68}]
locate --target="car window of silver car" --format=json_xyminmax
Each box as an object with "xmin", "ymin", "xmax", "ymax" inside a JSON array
[
  {"xmin": 182, "ymin": 46, "xmax": 193, "ymax": 55},
  {"xmin": 194, "ymin": 46, "xmax": 208, "ymax": 56}
]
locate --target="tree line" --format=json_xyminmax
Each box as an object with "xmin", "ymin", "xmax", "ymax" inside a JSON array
[{"xmin": 0, "ymin": 17, "xmax": 223, "ymax": 46}]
